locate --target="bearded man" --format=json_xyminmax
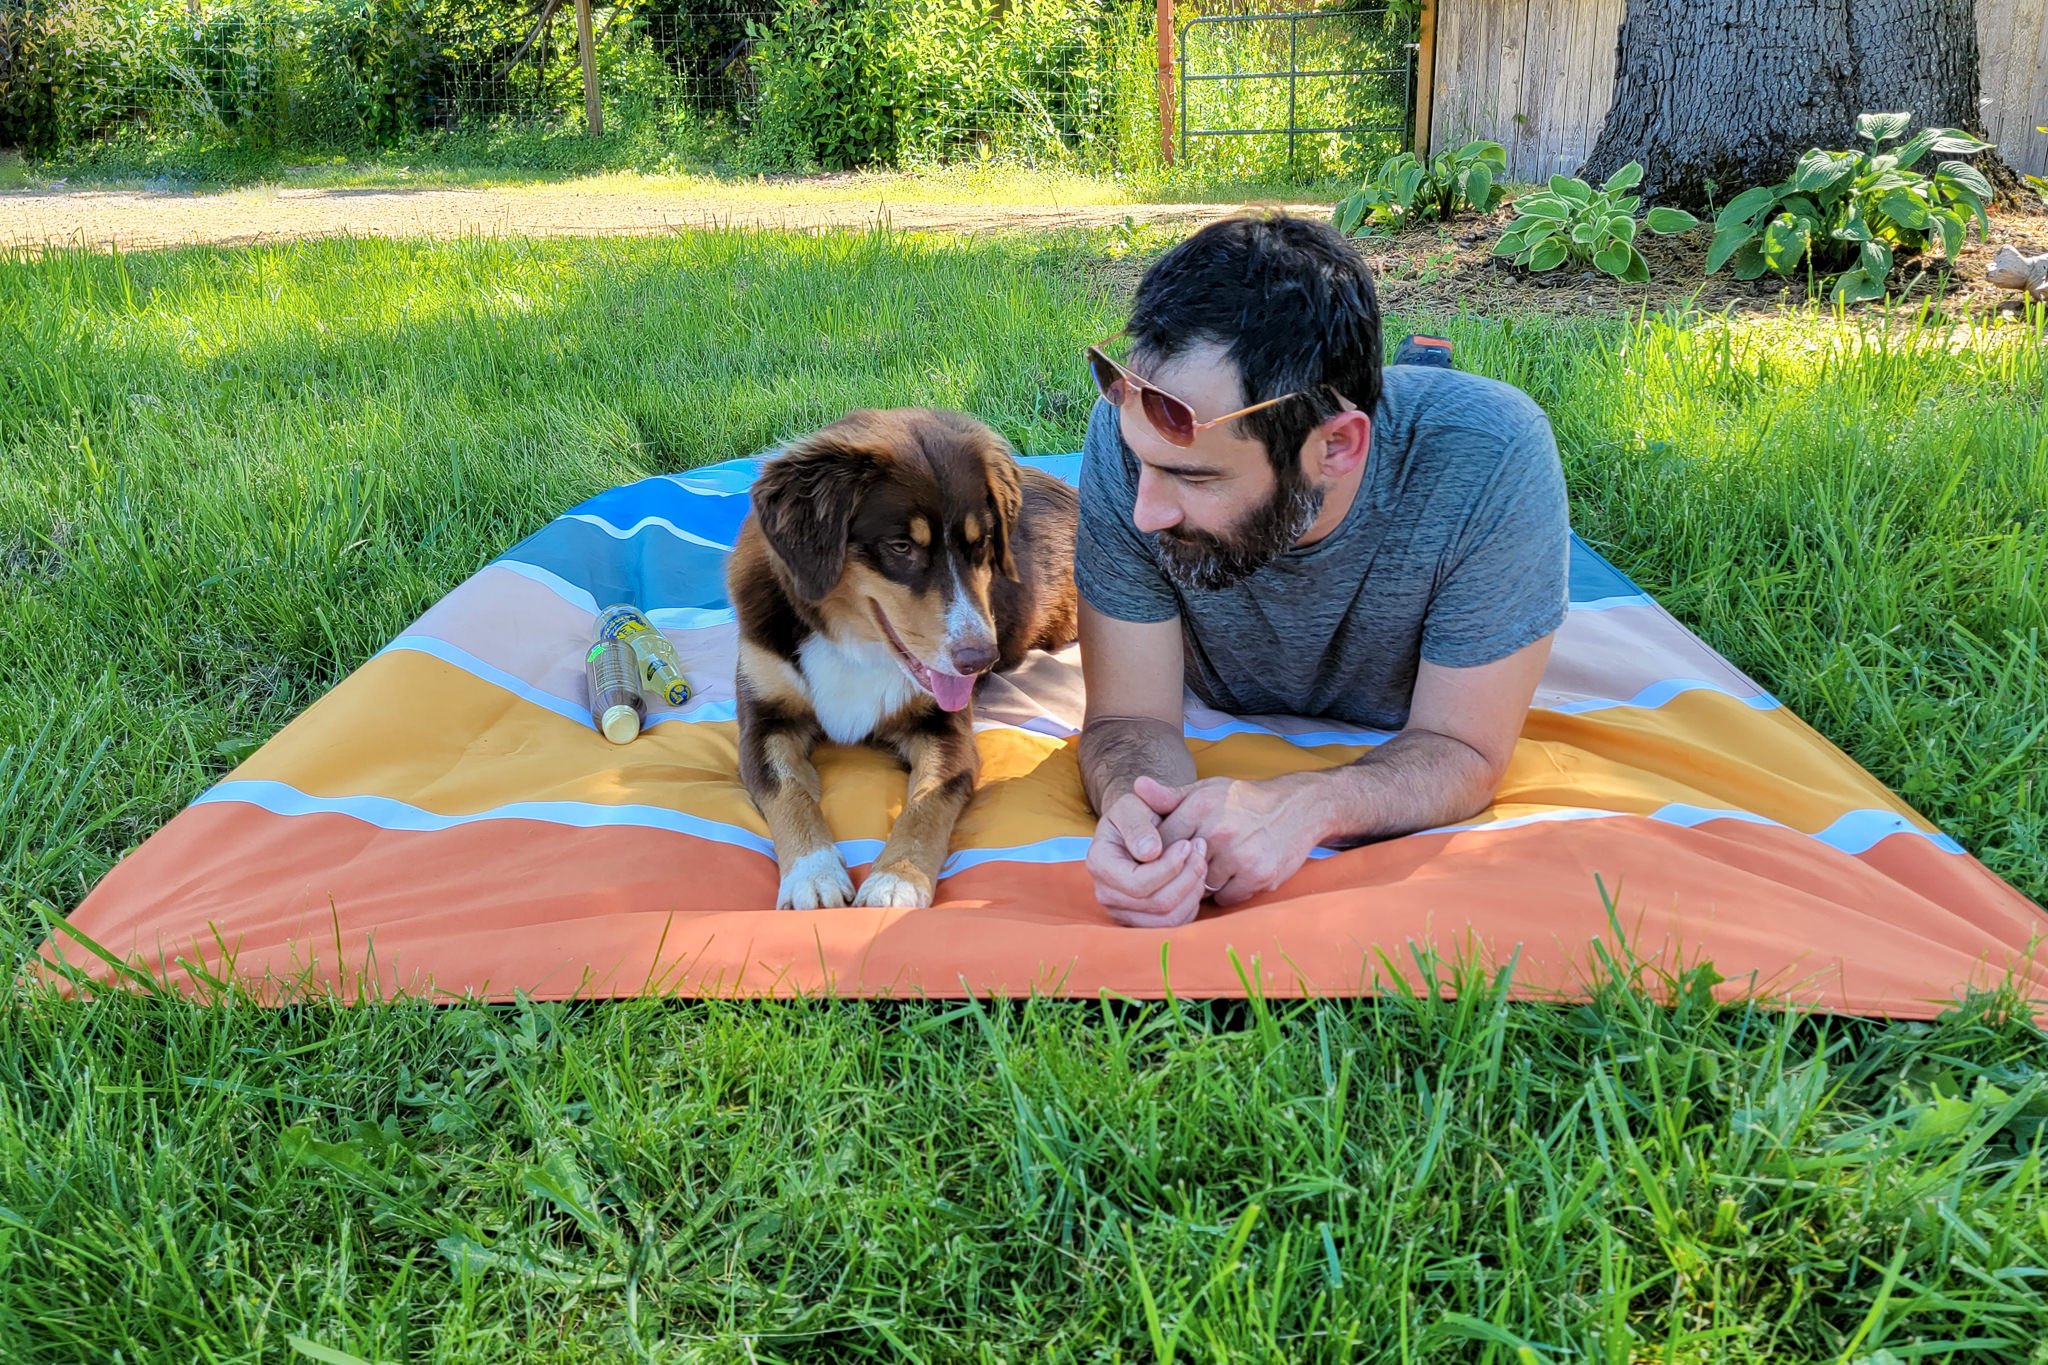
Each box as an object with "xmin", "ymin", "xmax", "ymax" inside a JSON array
[{"xmin": 1076, "ymin": 212, "xmax": 1571, "ymax": 927}]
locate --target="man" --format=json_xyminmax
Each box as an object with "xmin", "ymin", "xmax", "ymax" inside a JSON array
[{"xmin": 1076, "ymin": 212, "xmax": 1569, "ymax": 928}]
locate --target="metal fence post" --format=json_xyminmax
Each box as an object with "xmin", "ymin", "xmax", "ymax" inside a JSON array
[
  {"xmin": 1412, "ymin": 0, "xmax": 1437, "ymax": 156},
  {"xmin": 1286, "ymin": 16, "xmax": 1297, "ymax": 173},
  {"xmin": 1157, "ymin": 0, "xmax": 1175, "ymax": 166}
]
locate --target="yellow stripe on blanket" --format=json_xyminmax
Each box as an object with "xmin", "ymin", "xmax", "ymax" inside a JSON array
[{"xmin": 227, "ymin": 649, "xmax": 1925, "ymax": 854}]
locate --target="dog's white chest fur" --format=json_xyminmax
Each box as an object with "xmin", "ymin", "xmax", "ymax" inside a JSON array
[{"xmin": 797, "ymin": 633, "xmax": 921, "ymax": 744}]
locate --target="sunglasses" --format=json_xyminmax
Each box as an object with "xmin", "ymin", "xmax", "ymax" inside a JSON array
[{"xmin": 1085, "ymin": 334, "xmax": 1313, "ymax": 448}]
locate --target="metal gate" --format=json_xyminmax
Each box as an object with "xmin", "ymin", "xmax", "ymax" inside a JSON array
[{"xmin": 1177, "ymin": 7, "xmax": 1416, "ymax": 171}]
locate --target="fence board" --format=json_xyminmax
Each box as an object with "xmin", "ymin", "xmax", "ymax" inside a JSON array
[
  {"xmin": 1431, "ymin": 0, "xmax": 2048, "ymax": 180},
  {"xmin": 1980, "ymin": 0, "xmax": 2048, "ymax": 173}
]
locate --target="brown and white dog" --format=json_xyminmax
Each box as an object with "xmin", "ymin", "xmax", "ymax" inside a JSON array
[{"xmin": 727, "ymin": 408, "xmax": 1079, "ymax": 910}]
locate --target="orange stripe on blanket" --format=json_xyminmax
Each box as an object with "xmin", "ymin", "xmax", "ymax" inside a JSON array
[{"xmin": 40, "ymin": 800, "xmax": 2044, "ymax": 1019}]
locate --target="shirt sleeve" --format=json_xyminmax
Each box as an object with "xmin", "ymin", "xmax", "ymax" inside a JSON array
[
  {"xmin": 1420, "ymin": 408, "xmax": 1571, "ymax": 668},
  {"xmin": 1074, "ymin": 397, "xmax": 1181, "ymax": 625}
]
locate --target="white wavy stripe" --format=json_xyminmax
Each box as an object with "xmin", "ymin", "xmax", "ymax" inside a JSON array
[
  {"xmin": 376, "ymin": 636, "xmax": 711, "ymax": 730},
  {"xmin": 384, "ymin": 616, "xmax": 1782, "ymax": 751},
  {"xmin": 1573, "ymin": 593, "xmax": 1656, "ymax": 611},
  {"xmin": 479, "ymin": 560, "xmax": 738, "ymax": 632},
  {"xmin": 189, "ymin": 780, "xmax": 1967, "ymax": 872},
  {"xmin": 562, "ymin": 512, "xmax": 730, "ymax": 551}
]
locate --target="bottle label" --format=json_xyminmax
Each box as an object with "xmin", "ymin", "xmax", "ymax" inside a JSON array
[{"xmin": 598, "ymin": 606, "xmax": 654, "ymax": 642}]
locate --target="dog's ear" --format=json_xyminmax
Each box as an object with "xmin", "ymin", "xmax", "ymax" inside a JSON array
[
  {"xmin": 982, "ymin": 446, "xmax": 1025, "ymax": 581},
  {"xmin": 752, "ymin": 436, "xmax": 879, "ymax": 602}
]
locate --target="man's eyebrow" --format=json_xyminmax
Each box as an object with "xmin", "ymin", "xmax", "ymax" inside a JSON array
[{"xmin": 1140, "ymin": 456, "xmax": 1229, "ymax": 478}]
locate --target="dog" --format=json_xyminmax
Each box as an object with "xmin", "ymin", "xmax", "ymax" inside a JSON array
[{"xmin": 727, "ymin": 408, "xmax": 1080, "ymax": 910}]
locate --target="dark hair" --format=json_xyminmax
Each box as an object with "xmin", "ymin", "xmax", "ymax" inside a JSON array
[{"xmin": 1126, "ymin": 212, "xmax": 1382, "ymax": 473}]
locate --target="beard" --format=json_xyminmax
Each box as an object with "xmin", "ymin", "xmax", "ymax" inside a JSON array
[{"xmin": 1155, "ymin": 467, "xmax": 1325, "ymax": 592}]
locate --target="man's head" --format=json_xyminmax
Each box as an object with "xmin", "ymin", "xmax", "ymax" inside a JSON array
[{"xmin": 1102, "ymin": 213, "xmax": 1383, "ymax": 590}]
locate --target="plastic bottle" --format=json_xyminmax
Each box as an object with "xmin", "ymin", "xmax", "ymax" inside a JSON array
[
  {"xmin": 585, "ymin": 638, "xmax": 645, "ymax": 744},
  {"xmin": 596, "ymin": 602, "xmax": 692, "ymax": 708}
]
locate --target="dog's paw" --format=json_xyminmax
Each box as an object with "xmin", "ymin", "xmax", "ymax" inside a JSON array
[
  {"xmin": 853, "ymin": 865, "xmax": 935, "ymax": 909},
  {"xmin": 777, "ymin": 848, "xmax": 853, "ymax": 911}
]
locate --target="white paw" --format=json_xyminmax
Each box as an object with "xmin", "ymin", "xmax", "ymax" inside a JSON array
[
  {"xmin": 777, "ymin": 848, "xmax": 853, "ymax": 911},
  {"xmin": 853, "ymin": 867, "xmax": 934, "ymax": 909}
]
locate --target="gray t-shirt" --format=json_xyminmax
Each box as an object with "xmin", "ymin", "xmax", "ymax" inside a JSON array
[{"xmin": 1075, "ymin": 365, "xmax": 1570, "ymax": 730}]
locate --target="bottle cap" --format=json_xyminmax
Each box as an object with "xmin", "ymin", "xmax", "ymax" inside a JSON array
[{"xmin": 600, "ymin": 704, "xmax": 641, "ymax": 745}]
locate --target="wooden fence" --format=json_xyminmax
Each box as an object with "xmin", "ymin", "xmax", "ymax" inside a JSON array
[{"xmin": 1424, "ymin": 0, "xmax": 2048, "ymax": 180}]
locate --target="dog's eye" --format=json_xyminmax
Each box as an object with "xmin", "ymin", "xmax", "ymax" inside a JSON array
[{"xmin": 883, "ymin": 538, "xmax": 916, "ymax": 557}]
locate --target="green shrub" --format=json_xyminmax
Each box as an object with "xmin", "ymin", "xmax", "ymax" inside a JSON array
[
  {"xmin": 631, "ymin": 0, "xmax": 756, "ymax": 112},
  {"xmin": 1706, "ymin": 112, "xmax": 1994, "ymax": 303},
  {"xmin": 745, "ymin": 0, "xmax": 907, "ymax": 170},
  {"xmin": 1332, "ymin": 139, "xmax": 1504, "ymax": 236},
  {"xmin": 1493, "ymin": 162, "xmax": 1697, "ymax": 282},
  {"xmin": 0, "ymin": 0, "xmax": 61, "ymax": 153},
  {"xmin": 744, "ymin": 0, "xmax": 1151, "ymax": 173}
]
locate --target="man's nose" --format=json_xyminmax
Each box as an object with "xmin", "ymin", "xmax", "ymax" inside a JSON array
[{"xmin": 1131, "ymin": 466, "xmax": 1182, "ymax": 535}]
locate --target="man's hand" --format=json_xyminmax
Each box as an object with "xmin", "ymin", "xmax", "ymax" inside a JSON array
[
  {"xmin": 1145, "ymin": 773, "xmax": 1327, "ymax": 907},
  {"xmin": 1085, "ymin": 787, "xmax": 1210, "ymax": 928}
]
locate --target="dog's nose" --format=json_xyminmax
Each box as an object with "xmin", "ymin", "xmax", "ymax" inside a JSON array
[{"xmin": 948, "ymin": 642, "xmax": 998, "ymax": 675}]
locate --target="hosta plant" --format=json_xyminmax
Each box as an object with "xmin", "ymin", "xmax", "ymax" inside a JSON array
[
  {"xmin": 1492, "ymin": 162, "xmax": 1699, "ymax": 282},
  {"xmin": 1333, "ymin": 140, "xmax": 1508, "ymax": 235},
  {"xmin": 1707, "ymin": 112, "xmax": 1995, "ymax": 302}
]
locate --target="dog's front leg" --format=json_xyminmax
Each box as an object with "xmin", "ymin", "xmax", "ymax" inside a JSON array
[
  {"xmin": 739, "ymin": 700, "xmax": 850, "ymax": 911},
  {"xmin": 854, "ymin": 716, "xmax": 979, "ymax": 909}
]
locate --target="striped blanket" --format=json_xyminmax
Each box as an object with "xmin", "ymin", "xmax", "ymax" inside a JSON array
[{"xmin": 44, "ymin": 455, "xmax": 2047, "ymax": 1016}]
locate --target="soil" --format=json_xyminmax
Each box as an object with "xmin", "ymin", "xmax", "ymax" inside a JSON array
[
  {"xmin": 0, "ymin": 180, "xmax": 1288, "ymax": 252},
  {"xmin": 4, "ymin": 178, "xmax": 2043, "ymax": 320},
  {"xmin": 1344, "ymin": 203, "xmax": 2048, "ymax": 320}
]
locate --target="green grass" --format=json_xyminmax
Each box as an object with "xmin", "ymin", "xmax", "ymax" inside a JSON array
[
  {"xmin": 2, "ymin": 230, "xmax": 2046, "ymax": 1359},
  {"xmin": 18, "ymin": 124, "xmax": 1355, "ymax": 202}
]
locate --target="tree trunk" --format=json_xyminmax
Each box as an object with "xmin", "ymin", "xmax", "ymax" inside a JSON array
[{"xmin": 1579, "ymin": 0, "xmax": 2001, "ymax": 206}]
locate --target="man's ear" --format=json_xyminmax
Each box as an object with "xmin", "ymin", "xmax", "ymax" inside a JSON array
[
  {"xmin": 1309, "ymin": 408, "xmax": 1373, "ymax": 482},
  {"xmin": 751, "ymin": 435, "xmax": 881, "ymax": 601}
]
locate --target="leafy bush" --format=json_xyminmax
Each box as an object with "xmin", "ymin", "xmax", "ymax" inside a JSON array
[
  {"xmin": 745, "ymin": 0, "xmax": 1151, "ymax": 172},
  {"xmin": 1706, "ymin": 112, "xmax": 1994, "ymax": 302},
  {"xmin": 8, "ymin": 0, "xmax": 1161, "ymax": 174},
  {"xmin": 632, "ymin": 0, "xmax": 756, "ymax": 112},
  {"xmin": 1493, "ymin": 162, "xmax": 1697, "ymax": 281},
  {"xmin": 1, "ymin": 0, "xmax": 62, "ymax": 152},
  {"xmin": 1332, "ymin": 139, "xmax": 1505, "ymax": 235},
  {"xmin": 745, "ymin": 0, "xmax": 906, "ymax": 170},
  {"xmin": 0, "ymin": 1, "xmax": 159, "ymax": 154}
]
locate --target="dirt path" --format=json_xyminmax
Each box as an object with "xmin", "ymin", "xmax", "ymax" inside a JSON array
[
  {"xmin": 0, "ymin": 181, "xmax": 1310, "ymax": 253},
  {"xmin": 6, "ymin": 178, "xmax": 2039, "ymax": 321}
]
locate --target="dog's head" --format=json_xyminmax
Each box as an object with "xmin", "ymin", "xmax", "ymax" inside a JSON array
[{"xmin": 750, "ymin": 408, "xmax": 1025, "ymax": 712}]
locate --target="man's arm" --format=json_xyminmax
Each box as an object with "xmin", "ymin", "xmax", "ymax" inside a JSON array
[
  {"xmin": 1307, "ymin": 634, "xmax": 1551, "ymax": 847},
  {"xmin": 1155, "ymin": 633, "xmax": 1552, "ymax": 905},
  {"xmin": 1077, "ymin": 600, "xmax": 1211, "ymax": 925},
  {"xmin": 1078, "ymin": 601, "xmax": 1197, "ymax": 813}
]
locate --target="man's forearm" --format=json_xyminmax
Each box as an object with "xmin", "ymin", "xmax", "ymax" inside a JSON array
[
  {"xmin": 1079, "ymin": 716, "xmax": 1198, "ymax": 815},
  {"xmin": 1298, "ymin": 728, "xmax": 1501, "ymax": 848}
]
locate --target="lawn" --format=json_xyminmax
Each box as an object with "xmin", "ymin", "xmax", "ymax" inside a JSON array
[
  {"xmin": 2, "ymin": 228, "xmax": 2045, "ymax": 1360},
  {"xmin": 7, "ymin": 128, "xmax": 1357, "ymax": 202}
]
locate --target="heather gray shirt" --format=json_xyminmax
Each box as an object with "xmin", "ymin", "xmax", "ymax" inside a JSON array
[{"xmin": 1075, "ymin": 365, "xmax": 1570, "ymax": 730}]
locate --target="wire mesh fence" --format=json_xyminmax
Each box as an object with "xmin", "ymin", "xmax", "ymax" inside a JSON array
[
  {"xmin": 1176, "ymin": 5, "xmax": 1415, "ymax": 180},
  {"xmin": 1, "ymin": 0, "xmax": 1414, "ymax": 180}
]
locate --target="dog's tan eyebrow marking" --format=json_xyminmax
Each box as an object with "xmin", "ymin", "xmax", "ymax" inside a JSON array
[
  {"xmin": 909, "ymin": 516, "xmax": 932, "ymax": 547},
  {"xmin": 962, "ymin": 516, "xmax": 983, "ymax": 545}
]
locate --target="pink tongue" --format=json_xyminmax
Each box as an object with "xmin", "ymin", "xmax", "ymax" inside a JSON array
[{"xmin": 930, "ymin": 670, "xmax": 978, "ymax": 712}]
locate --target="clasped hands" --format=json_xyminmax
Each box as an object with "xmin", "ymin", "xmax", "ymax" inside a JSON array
[{"xmin": 1084, "ymin": 772, "xmax": 1328, "ymax": 928}]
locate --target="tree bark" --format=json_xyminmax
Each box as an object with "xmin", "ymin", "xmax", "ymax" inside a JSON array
[{"xmin": 1579, "ymin": 0, "xmax": 2001, "ymax": 206}]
